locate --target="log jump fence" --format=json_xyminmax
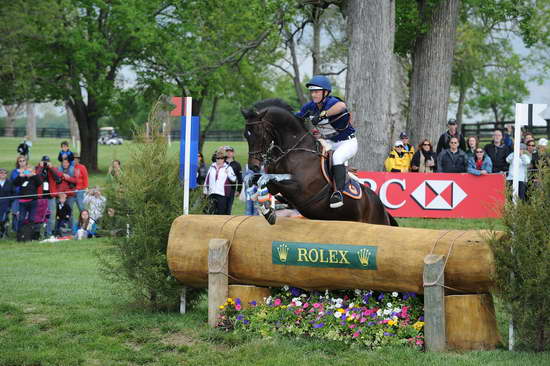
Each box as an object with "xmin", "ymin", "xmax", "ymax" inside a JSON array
[{"xmin": 167, "ymin": 215, "xmax": 502, "ymax": 351}]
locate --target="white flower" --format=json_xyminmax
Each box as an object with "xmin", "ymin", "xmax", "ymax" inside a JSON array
[
  {"xmin": 334, "ymin": 312, "xmax": 342, "ymax": 318},
  {"xmin": 386, "ymin": 302, "xmax": 393, "ymax": 308},
  {"xmin": 335, "ymin": 303, "xmax": 342, "ymax": 309},
  {"xmin": 335, "ymin": 298, "xmax": 343, "ymax": 304},
  {"xmin": 283, "ymin": 285, "xmax": 289, "ymax": 291},
  {"xmin": 376, "ymin": 309, "xmax": 382, "ymax": 316},
  {"xmin": 383, "ymin": 309, "xmax": 391, "ymax": 315},
  {"xmin": 300, "ymin": 294, "xmax": 307, "ymax": 298},
  {"xmin": 265, "ymin": 296, "xmax": 272, "ymax": 305},
  {"xmin": 392, "ymin": 292, "xmax": 399, "ymax": 298},
  {"xmin": 348, "ymin": 302, "xmax": 355, "ymax": 309},
  {"xmin": 393, "ymin": 308, "xmax": 401, "ymax": 313},
  {"xmin": 294, "ymin": 300, "xmax": 302, "ymax": 307},
  {"xmin": 354, "ymin": 289, "xmax": 362, "ymax": 295},
  {"xmin": 393, "ymin": 315, "xmax": 398, "ymax": 321}
]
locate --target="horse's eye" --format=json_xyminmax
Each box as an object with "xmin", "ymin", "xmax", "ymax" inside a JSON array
[{"xmin": 246, "ymin": 130, "xmax": 252, "ymax": 136}]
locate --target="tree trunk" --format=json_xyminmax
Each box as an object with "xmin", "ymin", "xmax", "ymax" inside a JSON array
[
  {"xmin": 287, "ymin": 29, "xmax": 307, "ymax": 105},
  {"xmin": 199, "ymin": 96, "xmax": 219, "ymax": 154},
  {"xmin": 25, "ymin": 103, "xmax": 37, "ymax": 140},
  {"xmin": 66, "ymin": 101, "xmax": 80, "ymax": 141},
  {"xmin": 407, "ymin": 0, "xmax": 461, "ymax": 147},
  {"xmin": 311, "ymin": 7, "xmax": 322, "ymax": 76},
  {"xmin": 491, "ymin": 104, "xmax": 499, "ymax": 125},
  {"xmin": 3, "ymin": 104, "xmax": 23, "ymax": 137},
  {"xmin": 68, "ymin": 97, "xmax": 99, "ymax": 171},
  {"xmin": 389, "ymin": 55, "xmax": 409, "ymax": 145},
  {"xmin": 455, "ymin": 85, "xmax": 466, "ymax": 126},
  {"xmin": 346, "ymin": 0, "xmax": 395, "ymax": 171}
]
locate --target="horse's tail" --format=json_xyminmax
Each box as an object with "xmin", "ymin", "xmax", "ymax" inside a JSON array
[{"xmin": 387, "ymin": 213, "xmax": 399, "ymax": 227}]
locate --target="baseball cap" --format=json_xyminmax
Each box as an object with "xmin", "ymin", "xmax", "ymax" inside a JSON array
[
  {"xmin": 224, "ymin": 146, "xmax": 234, "ymax": 151},
  {"xmin": 538, "ymin": 138, "xmax": 548, "ymax": 147},
  {"xmin": 394, "ymin": 140, "xmax": 404, "ymax": 147},
  {"xmin": 41, "ymin": 155, "xmax": 50, "ymax": 162},
  {"xmin": 399, "ymin": 132, "xmax": 408, "ymax": 139},
  {"xmin": 447, "ymin": 119, "xmax": 457, "ymax": 125}
]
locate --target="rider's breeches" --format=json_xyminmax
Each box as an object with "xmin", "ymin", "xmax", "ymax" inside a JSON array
[{"xmin": 330, "ymin": 137, "xmax": 358, "ymax": 165}]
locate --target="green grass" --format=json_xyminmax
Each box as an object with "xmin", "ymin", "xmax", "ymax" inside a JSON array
[{"xmin": 1, "ymin": 239, "xmax": 549, "ymax": 365}]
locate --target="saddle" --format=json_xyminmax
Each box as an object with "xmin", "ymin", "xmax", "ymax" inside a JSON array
[{"xmin": 320, "ymin": 145, "xmax": 363, "ymax": 200}]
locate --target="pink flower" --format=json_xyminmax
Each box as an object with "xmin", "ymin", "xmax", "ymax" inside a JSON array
[
  {"xmin": 235, "ymin": 304, "xmax": 242, "ymax": 311},
  {"xmin": 353, "ymin": 331, "xmax": 360, "ymax": 338},
  {"xmin": 303, "ymin": 303, "xmax": 309, "ymax": 309},
  {"xmin": 313, "ymin": 303, "xmax": 321, "ymax": 309},
  {"xmin": 416, "ymin": 339, "xmax": 424, "ymax": 345},
  {"xmin": 401, "ymin": 306, "xmax": 408, "ymax": 317},
  {"xmin": 274, "ymin": 298, "xmax": 282, "ymax": 306},
  {"xmin": 360, "ymin": 317, "xmax": 367, "ymax": 323},
  {"xmin": 349, "ymin": 324, "xmax": 356, "ymax": 329}
]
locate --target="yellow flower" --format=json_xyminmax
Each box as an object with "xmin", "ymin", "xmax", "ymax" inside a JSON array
[
  {"xmin": 388, "ymin": 320, "xmax": 396, "ymax": 326},
  {"xmin": 281, "ymin": 305, "xmax": 287, "ymax": 309},
  {"xmin": 227, "ymin": 298, "xmax": 234, "ymax": 303},
  {"xmin": 219, "ymin": 305, "xmax": 225, "ymax": 310},
  {"xmin": 413, "ymin": 321, "xmax": 425, "ymax": 330},
  {"xmin": 337, "ymin": 308, "xmax": 346, "ymax": 313}
]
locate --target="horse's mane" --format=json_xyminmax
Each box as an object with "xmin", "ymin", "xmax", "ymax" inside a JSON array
[{"xmin": 253, "ymin": 98, "xmax": 294, "ymax": 113}]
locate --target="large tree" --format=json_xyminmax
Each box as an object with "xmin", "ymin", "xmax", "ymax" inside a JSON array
[{"xmin": 346, "ymin": 0, "xmax": 395, "ymax": 171}]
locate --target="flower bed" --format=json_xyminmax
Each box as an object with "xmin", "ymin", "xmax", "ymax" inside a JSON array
[{"xmin": 217, "ymin": 287, "xmax": 425, "ymax": 350}]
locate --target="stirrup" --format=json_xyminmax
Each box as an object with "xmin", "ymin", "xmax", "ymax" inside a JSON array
[
  {"xmin": 259, "ymin": 201, "xmax": 277, "ymax": 225},
  {"xmin": 329, "ymin": 191, "xmax": 344, "ymax": 208}
]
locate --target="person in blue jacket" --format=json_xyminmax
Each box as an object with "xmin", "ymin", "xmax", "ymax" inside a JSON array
[
  {"xmin": 295, "ymin": 75, "xmax": 357, "ymax": 209},
  {"xmin": 73, "ymin": 209, "xmax": 97, "ymax": 239},
  {"xmin": 467, "ymin": 148, "xmax": 493, "ymax": 176}
]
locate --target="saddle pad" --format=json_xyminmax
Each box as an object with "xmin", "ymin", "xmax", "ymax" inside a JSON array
[{"xmin": 320, "ymin": 147, "xmax": 362, "ymax": 200}]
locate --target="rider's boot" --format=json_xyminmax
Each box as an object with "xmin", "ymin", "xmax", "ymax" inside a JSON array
[
  {"xmin": 330, "ymin": 164, "xmax": 346, "ymax": 208},
  {"xmin": 259, "ymin": 201, "xmax": 277, "ymax": 225}
]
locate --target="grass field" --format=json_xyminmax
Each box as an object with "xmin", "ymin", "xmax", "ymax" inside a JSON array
[{"xmin": 3, "ymin": 137, "xmax": 545, "ymax": 364}]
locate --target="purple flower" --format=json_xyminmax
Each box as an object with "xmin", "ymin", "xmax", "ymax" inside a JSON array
[
  {"xmin": 243, "ymin": 319, "xmax": 250, "ymax": 325},
  {"xmin": 249, "ymin": 300, "xmax": 257, "ymax": 306},
  {"xmin": 384, "ymin": 332, "xmax": 395, "ymax": 336},
  {"xmin": 403, "ymin": 293, "xmax": 410, "ymax": 300},
  {"xmin": 370, "ymin": 313, "xmax": 377, "ymax": 318},
  {"xmin": 419, "ymin": 316, "xmax": 424, "ymax": 322},
  {"xmin": 236, "ymin": 315, "xmax": 244, "ymax": 321},
  {"xmin": 313, "ymin": 323, "xmax": 325, "ymax": 329},
  {"xmin": 377, "ymin": 293, "xmax": 384, "ymax": 301},
  {"xmin": 363, "ymin": 293, "xmax": 372, "ymax": 303},
  {"xmin": 368, "ymin": 322, "xmax": 375, "ymax": 326},
  {"xmin": 235, "ymin": 298, "xmax": 241, "ymax": 305},
  {"xmin": 290, "ymin": 287, "xmax": 301, "ymax": 297}
]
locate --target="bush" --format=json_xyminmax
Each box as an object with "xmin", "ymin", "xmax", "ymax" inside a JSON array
[
  {"xmin": 489, "ymin": 167, "xmax": 550, "ymax": 351},
  {"xmin": 98, "ymin": 121, "xmax": 205, "ymax": 311}
]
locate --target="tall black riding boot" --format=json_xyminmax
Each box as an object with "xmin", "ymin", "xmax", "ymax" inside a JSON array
[{"xmin": 329, "ymin": 164, "xmax": 346, "ymax": 208}]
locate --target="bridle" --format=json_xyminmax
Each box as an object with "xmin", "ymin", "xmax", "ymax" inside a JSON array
[{"xmin": 245, "ymin": 116, "xmax": 323, "ymax": 168}]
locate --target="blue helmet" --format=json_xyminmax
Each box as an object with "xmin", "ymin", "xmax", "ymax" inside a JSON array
[{"xmin": 306, "ymin": 75, "xmax": 332, "ymax": 92}]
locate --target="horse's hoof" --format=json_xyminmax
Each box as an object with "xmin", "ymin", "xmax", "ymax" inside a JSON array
[{"xmin": 266, "ymin": 211, "xmax": 277, "ymax": 225}]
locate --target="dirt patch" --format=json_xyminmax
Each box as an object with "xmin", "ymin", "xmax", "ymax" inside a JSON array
[
  {"xmin": 26, "ymin": 314, "xmax": 49, "ymax": 324},
  {"xmin": 161, "ymin": 332, "xmax": 197, "ymax": 347}
]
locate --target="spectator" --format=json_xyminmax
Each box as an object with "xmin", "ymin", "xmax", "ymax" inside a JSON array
[
  {"xmin": 73, "ymin": 155, "xmax": 89, "ymax": 212},
  {"xmin": 9, "ymin": 156, "xmax": 30, "ymax": 232},
  {"xmin": 411, "ymin": 139, "xmax": 437, "ymax": 173},
  {"xmin": 83, "ymin": 187, "xmax": 106, "ymax": 222},
  {"xmin": 224, "ymin": 146, "xmax": 243, "ymax": 215},
  {"xmin": 0, "ymin": 168, "xmax": 15, "ymax": 238},
  {"xmin": 108, "ymin": 159, "xmax": 122, "ymax": 181},
  {"xmin": 523, "ymin": 132, "xmax": 535, "ymax": 145},
  {"xmin": 243, "ymin": 168, "xmax": 260, "ymax": 216},
  {"xmin": 100, "ymin": 207, "xmax": 123, "ymax": 237},
  {"xmin": 197, "ymin": 153, "xmax": 208, "ymax": 186},
  {"xmin": 532, "ymin": 138, "xmax": 548, "ymax": 171},
  {"xmin": 436, "ymin": 119, "xmax": 466, "ymax": 155},
  {"xmin": 467, "ymin": 148, "xmax": 493, "ymax": 176},
  {"xmin": 503, "ymin": 124, "xmax": 514, "ymax": 148},
  {"xmin": 55, "ymin": 193, "xmax": 72, "ymax": 236},
  {"xmin": 73, "ymin": 209, "xmax": 97, "ymax": 240},
  {"xmin": 35, "ymin": 155, "xmax": 63, "ymax": 238},
  {"xmin": 385, "ymin": 140, "xmax": 410, "ymax": 172},
  {"xmin": 437, "ymin": 137, "xmax": 468, "ymax": 173},
  {"xmin": 506, "ymin": 143, "xmax": 531, "ymax": 201},
  {"xmin": 17, "ymin": 136, "xmax": 31, "ymax": 160},
  {"xmin": 484, "ymin": 130, "xmax": 512, "ymax": 173},
  {"xmin": 203, "ymin": 148, "xmax": 236, "ymax": 215},
  {"xmin": 13, "ymin": 166, "xmax": 44, "ymax": 231},
  {"xmin": 58, "ymin": 158, "xmax": 77, "ymax": 222},
  {"xmin": 57, "ymin": 141, "xmax": 75, "ymax": 164},
  {"xmin": 399, "ymin": 132, "xmax": 415, "ymax": 165},
  {"xmin": 465, "ymin": 136, "xmax": 478, "ymax": 159}
]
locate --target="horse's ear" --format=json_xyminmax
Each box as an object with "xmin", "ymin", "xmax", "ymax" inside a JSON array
[
  {"xmin": 241, "ymin": 108, "xmax": 257, "ymax": 119},
  {"xmin": 257, "ymin": 109, "xmax": 268, "ymax": 119}
]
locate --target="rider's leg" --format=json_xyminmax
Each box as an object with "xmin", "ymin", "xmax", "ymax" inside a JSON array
[{"xmin": 329, "ymin": 138, "xmax": 358, "ymax": 208}]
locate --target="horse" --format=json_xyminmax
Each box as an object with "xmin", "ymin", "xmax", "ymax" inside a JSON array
[{"xmin": 242, "ymin": 98, "xmax": 398, "ymax": 226}]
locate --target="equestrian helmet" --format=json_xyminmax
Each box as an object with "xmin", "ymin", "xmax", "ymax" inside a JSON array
[{"xmin": 306, "ymin": 75, "xmax": 332, "ymax": 92}]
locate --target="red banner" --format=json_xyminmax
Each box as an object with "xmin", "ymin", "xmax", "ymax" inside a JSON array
[{"xmin": 355, "ymin": 172, "xmax": 505, "ymax": 218}]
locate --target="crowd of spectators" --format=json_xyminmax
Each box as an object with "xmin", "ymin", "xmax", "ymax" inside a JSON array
[
  {"xmin": 0, "ymin": 140, "xmax": 115, "ymax": 241},
  {"xmin": 383, "ymin": 119, "xmax": 549, "ymax": 200}
]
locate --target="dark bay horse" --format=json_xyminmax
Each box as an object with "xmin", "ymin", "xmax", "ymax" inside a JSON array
[{"xmin": 242, "ymin": 99, "xmax": 397, "ymax": 226}]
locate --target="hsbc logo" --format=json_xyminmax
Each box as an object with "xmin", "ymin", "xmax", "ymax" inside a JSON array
[
  {"xmin": 410, "ymin": 180, "xmax": 467, "ymax": 210},
  {"xmin": 360, "ymin": 178, "xmax": 468, "ymax": 211}
]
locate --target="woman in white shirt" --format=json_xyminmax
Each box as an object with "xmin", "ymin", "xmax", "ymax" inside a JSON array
[
  {"xmin": 506, "ymin": 143, "xmax": 531, "ymax": 201},
  {"xmin": 203, "ymin": 148, "xmax": 236, "ymax": 214}
]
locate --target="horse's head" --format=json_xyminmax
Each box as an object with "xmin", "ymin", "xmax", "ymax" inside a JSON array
[{"xmin": 241, "ymin": 108, "xmax": 271, "ymax": 173}]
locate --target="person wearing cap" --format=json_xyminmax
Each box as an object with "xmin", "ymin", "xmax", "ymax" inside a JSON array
[
  {"xmin": 35, "ymin": 155, "xmax": 63, "ymax": 237},
  {"xmin": 223, "ymin": 146, "xmax": 242, "ymax": 215},
  {"xmin": 384, "ymin": 140, "xmax": 411, "ymax": 173},
  {"xmin": 0, "ymin": 168, "xmax": 15, "ymax": 238},
  {"xmin": 13, "ymin": 164, "xmax": 44, "ymax": 232},
  {"xmin": 73, "ymin": 155, "xmax": 89, "ymax": 212},
  {"xmin": 483, "ymin": 129, "xmax": 512, "ymax": 174},
  {"xmin": 506, "ymin": 143, "xmax": 531, "ymax": 200},
  {"xmin": 203, "ymin": 148, "xmax": 236, "ymax": 215},
  {"xmin": 436, "ymin": 119, "xmax": 466, "ymax": 156},
  {"xmin": 437, "ymin": 136, "xmax": 468, "ymax": 173},
  {"xmin": 295, "ymin": 75, "xmax": 356, "ymax": 208},
  {"xmin": 399, "ymin": 132, "xmax": 415, "ymax": 166}
]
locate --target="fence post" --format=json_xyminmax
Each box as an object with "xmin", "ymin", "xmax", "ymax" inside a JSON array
[
  {"xmin": 208, "ymin": 238, "xmax": 230, "ymax": 327},
  {"xmin": 423, "ymin": 254, "xmax": 446, "ymax": 352}
]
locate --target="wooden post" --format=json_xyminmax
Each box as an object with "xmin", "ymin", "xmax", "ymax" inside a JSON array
[
  {"xmin": 179, "ymin": 287, "xmax": 187, "ymax": 314},
  {"xmin": 208, "ymin": 238, "xmax": 230, "ymax": 327},
  {"xmin": 423, "ymin": 254, "xmax": 446, "ymax": 352}
]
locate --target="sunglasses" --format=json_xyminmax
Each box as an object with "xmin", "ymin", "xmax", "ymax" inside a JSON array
[
  {"xmin": 476, "ymin": 150, "xmax": 484, "ymax": 153},
  {"xmin": 216, "ymin": 157, "xmax": 225, "ymax": 160},
  {"xmin": 450, "ymin": 141, "xmax": 458, "ymax": 144},
  {"xmin": 422, "ymin": 143, "xmax": 431, "ymax": 146},
  {"xmin": 527, "ymin": 144, "xmax": 535, "ymax": 147}
]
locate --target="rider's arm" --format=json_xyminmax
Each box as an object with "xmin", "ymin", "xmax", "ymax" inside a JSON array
[{"xmin": 324, "ymin": 101, "xmax": 347, "ymax": 117}]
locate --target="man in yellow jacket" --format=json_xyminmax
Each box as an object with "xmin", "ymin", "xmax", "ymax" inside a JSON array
[{"xmin": 385, "ymin": 140, "xmax": 411, "ymax": 172}]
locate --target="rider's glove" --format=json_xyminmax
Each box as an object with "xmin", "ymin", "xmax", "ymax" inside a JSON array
[{"xmin": 311, "ymin": 111, "xmax": 327, "ymax": 126}]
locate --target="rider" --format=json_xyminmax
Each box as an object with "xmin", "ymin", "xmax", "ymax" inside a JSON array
[{"xmin": 295, "ymin": 75, "xmax": 357, "ymax": 208}]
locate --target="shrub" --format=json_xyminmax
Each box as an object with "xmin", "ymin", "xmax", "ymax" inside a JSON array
[
  {"xmin": 98, "ymin": 120, "xmax": 205, "ymax": 311},
  {"xmin": 489, "ymin": 166, "xmax": 550, "ymax": 351}
]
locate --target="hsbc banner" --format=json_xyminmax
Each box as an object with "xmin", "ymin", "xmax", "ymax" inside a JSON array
[{"xmin": 356, "ymin": 172, "xmax": 505, "ymax": 219}]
